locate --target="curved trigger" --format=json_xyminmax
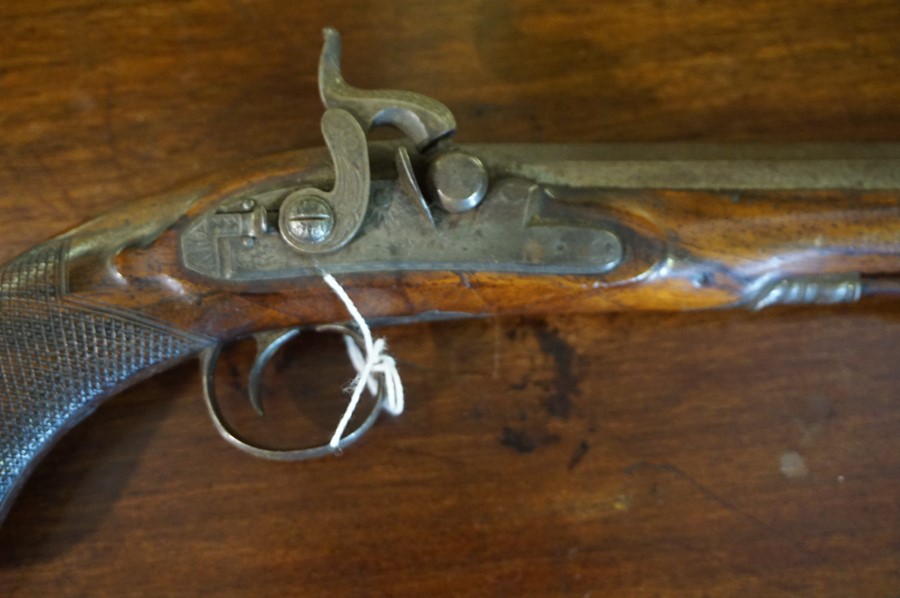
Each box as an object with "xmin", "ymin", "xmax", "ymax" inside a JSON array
[
  {"xmin": 248, "ymin": 327, "xmax": 302, "ymax": 416},
  {"xmin": 198, "ymin": 326, "xmax": 389, "ymax": 461}
]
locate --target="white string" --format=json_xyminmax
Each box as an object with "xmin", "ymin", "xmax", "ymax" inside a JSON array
[{"xmin": 322, "ymin": 273, "xmax": 404, "ymax": 449}]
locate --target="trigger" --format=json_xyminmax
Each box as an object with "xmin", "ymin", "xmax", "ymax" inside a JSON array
[{"xmin": 248, "ymin": 327, "xmax": 302, "ymax": 415}]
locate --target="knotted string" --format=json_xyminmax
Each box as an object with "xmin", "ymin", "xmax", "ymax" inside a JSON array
[{"xmin": 322, "ymin": 273, "xmax": 404, "ymax": 449}]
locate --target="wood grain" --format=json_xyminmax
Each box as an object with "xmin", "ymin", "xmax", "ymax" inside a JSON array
[{"xmin": 1, "ymin": 1, "xmax": 899, "ymax": 595}]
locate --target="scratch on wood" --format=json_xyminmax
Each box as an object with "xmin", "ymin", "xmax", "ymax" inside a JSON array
[
  {"xmin": 567, "ymin": 439, "xmax": 590, "ymax": 470},
  {"xmin": 624, "ymin": 461, "xmax": 827, "ymax": 564}
]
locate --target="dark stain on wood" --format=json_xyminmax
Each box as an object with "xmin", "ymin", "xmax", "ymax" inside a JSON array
[
  {"xmin": 500, "ymin": 425, "xmax": 561, "ymax": 454},
  {"xmin": 533, "ymin": 323, "xmax": 577, "ymax": 419}
]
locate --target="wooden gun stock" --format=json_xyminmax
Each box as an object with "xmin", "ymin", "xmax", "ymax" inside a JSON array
[{"xmin": 2, "ymin": 141, "xmax": 900, "ymax": 522}]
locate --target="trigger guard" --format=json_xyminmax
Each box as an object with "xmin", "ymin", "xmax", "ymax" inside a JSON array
[{"xmin": 199, "ymin": 325, "xmax": 387, "ymax": 461}]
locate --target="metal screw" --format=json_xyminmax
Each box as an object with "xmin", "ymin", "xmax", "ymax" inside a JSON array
[{"xmin": 279, "ymin": 191, "xmax": 335, "ymax": 249}]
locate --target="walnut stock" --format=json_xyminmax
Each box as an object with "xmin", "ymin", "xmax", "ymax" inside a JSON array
[{"xmin": 1, "ymin": 142, "xmax": 900, "ymax": 522}]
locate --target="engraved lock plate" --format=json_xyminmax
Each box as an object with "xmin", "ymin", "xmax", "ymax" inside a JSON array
[
  {"xmin": 180, "ymin": 177, "xmax": 624, "ymax": 281},
  {"xmin": 180, "ymin": 28, "xmax": 625, "ymax": 283}
]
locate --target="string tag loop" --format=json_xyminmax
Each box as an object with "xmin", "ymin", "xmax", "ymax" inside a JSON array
[{"xmin": 322, "ymin": 273, "xmax": 404, "ymax": 449}]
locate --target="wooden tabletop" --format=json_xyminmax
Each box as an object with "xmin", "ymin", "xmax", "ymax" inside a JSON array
[{"xmin": 1, "ymin": 1, "xmax": 899, "ymax": 595}]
